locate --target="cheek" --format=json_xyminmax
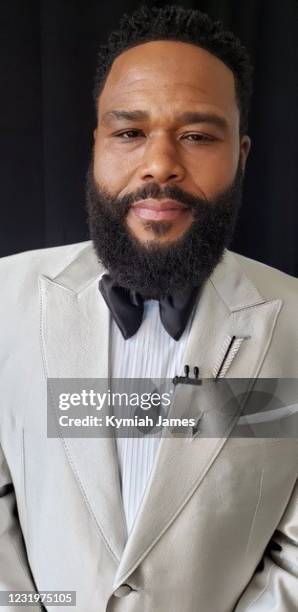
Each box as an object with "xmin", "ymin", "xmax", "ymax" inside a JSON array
[
  {"xmin": 93, "ymin": 140, "xmax": 138, "ymax": 192},
  {"xmin": 189, "ymin": 143, "xmax": 240, "ymax": 197}
]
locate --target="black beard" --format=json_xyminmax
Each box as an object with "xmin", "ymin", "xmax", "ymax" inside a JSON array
[{"xmin": 85, "ymin": 163, "xmax": 243, "ymax": 298}]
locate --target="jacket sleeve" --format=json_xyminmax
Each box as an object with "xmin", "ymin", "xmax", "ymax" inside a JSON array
[
  {"xmin": 0, "ymin": 442, "xmax": 42, "ymax": 611},
  {"xmin": 234, "ymin": 479, "xmax": 298, "ymax": 611}
]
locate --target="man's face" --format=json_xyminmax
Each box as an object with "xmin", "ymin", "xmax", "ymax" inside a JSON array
[{"xmin": 93, "ymin": 40, "xmax": 250, "ymax": 245}]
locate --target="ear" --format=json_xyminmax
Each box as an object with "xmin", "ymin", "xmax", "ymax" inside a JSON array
[
  {"xmin": 93, "ymin": 128, "xmax": 97, "ymax": 142},
  {"xmin": 239, "ymin": 135, "xmax": 251, "ymax": 172}
]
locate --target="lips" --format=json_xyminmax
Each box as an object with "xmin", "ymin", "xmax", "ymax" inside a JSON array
[{"xmin": 131, "ymin": 198, "xmax": 189, "ymax": 221}]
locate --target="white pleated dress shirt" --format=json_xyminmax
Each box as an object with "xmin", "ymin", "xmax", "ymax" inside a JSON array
[{"xmin": 109, "ymin": 298, "xmax": 195, "ymax": 535}]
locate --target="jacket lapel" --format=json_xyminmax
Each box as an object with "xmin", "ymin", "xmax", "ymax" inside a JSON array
[
  {"xmin": 39, "ymin": 243, "xmax": 127, "ymax": 564},
  {"xmin": 112, "ymin": 250, "xmax": 282, "ymax": 589}
]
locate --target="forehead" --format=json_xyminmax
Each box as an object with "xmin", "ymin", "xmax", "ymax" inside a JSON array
[{"xmin": 98, "ymin": 40, "xmax": 238, "ymax": 121}]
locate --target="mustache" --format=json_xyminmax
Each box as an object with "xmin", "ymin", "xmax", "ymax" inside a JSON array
[{"xmin": 116, "ymin": 182, "xmax": 208, "ymax": 213}]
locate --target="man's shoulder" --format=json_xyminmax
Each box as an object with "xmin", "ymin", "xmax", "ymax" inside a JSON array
[
  {"xmin": 227, "ymin": 250, "xmax": 298, "ymax": 304},
  {"xmin": 0, "ymin": 240, "xmax": 97, "ymax": 306},
  {"xmin": 0, "ymin": 240, "xmax": 92, "ymax": 278}
]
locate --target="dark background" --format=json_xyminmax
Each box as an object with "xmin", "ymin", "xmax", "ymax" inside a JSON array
[{"xmin": 1, "ymin": 0, "xmax": 298, "ymax": 276}]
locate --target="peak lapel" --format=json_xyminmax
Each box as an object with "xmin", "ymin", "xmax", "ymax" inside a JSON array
[
  {"xmin": 39, "ymin": 243, "xmax": 127, "ymax": 563},
  {"xmin": 113, "ymin": 250, "xmax": 283, "ymax": 589}
]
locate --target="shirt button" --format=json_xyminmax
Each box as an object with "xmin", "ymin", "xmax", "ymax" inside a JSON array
[{"xmin": 113, "ymin": 584, "xmax": 133, "ymax": 598}]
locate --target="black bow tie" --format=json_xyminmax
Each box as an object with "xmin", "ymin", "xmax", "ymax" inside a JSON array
[{"xmin": 98, "ymin": 274, "xmax": 199, "ymax": 341}]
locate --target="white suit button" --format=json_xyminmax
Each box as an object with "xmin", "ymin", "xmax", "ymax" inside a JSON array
[{"xmin": 113, "ymin": 584, "xmax": 133, "ymax": 597}]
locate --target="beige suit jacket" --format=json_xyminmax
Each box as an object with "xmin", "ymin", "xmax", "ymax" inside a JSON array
[{"xmin": 0, "ymin": 241, "xmax": 297, "ymax": 611}]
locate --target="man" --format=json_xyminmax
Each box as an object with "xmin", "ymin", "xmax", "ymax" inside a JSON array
[{"xmin": 0, "ymin": 5, "xmax": 297, "ymax": 611}]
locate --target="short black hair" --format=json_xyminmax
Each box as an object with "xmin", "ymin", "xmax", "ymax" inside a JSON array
[{"xmin": 93, "ymin": 4, "xmax": 253, "ymax": 136}]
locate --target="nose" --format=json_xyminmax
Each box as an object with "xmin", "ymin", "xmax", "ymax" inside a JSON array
[{"xmin": 139, "ymin": 134, "xmax": 186, "ymax": 184}]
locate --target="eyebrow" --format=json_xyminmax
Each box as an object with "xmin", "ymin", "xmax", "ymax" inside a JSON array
[
  {"xmin": 101, "ymin": 109, "xmax": 228, "ymax": 131},
  {"xmin": 102, "ymin": 110, "xmax": 148, "ymax": 125}
]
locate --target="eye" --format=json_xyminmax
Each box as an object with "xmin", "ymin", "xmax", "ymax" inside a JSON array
[
  {"xmin": 114, "ymin": 129, "xmax": 144, "ymax": 139},
  {"xmin": 181, "ymin": 133, "xmax": 215, "ymax": 143}
]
